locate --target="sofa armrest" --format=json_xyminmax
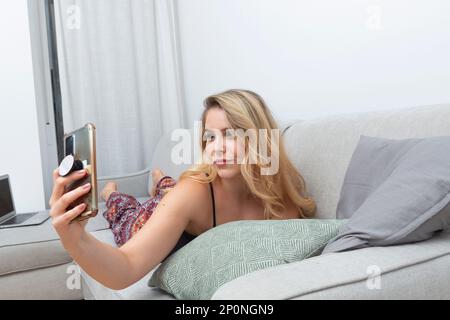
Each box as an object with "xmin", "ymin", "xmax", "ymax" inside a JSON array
[
  {"xmin": 98, "ymin": 167, "xmax": 151, "ymax": 199},
  {"xmin": 211, "ymin": 230, "xmax": 450, "ymax": 300}
]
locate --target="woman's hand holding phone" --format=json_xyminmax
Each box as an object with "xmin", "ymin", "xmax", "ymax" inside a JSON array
[{"xmin": 49, "ymin": 167, "xmax": 92, "ymax": 250}]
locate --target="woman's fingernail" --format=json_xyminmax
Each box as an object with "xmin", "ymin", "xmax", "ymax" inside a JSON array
[
  {"xmin": 83, "ymin": 183, "xmax": 91, "ymax": 189},
  {"xmin": 78, "ymin": 170, "xmax": 86, "ymax": 175}
]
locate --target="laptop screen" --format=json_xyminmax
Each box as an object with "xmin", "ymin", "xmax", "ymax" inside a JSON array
[{"xmin": 0, "ymin": 176, "xmax": 14, "ymax": 219}]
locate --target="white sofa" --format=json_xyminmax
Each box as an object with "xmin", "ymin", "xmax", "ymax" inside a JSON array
[
  {"xmin": 81, "ymin": 103, "xmax": 450, "ymax": 300},
  {"xmin": 2, "ymin": 103, "xmax": 449, "ymax": 299}
]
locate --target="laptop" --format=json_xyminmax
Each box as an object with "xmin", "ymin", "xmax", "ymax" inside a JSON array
[{"xmin": 0, "ymin": 174, "xmax": 50, "ymax": 229}]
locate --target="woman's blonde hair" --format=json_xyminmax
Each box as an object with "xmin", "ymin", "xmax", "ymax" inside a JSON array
[{"xmin": 179, "ymin": 89, "xmax": 316, "ymax": 219}]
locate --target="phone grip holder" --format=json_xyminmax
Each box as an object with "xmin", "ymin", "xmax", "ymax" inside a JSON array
[{"xmin": 58, "ymin": 154, "xmax": 84, "ymax": 177}]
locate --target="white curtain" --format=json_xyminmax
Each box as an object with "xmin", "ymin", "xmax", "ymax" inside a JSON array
[{"xmin": 54, "ymin": 0, "xmax": 184, "ymax": 177}]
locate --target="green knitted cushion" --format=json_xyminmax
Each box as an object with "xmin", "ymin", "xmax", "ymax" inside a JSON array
[{"xmin": 148, "ymin": 219, "xmax": 346, "ymax": 299}]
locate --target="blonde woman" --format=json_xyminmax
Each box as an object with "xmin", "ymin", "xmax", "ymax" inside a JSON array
[{"xmin": 49, "ymin": 89, "xmax": 316, "ymax": 290}]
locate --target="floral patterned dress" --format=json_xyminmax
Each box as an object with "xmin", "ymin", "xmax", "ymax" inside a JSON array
[{"xmin": 102, "ymin": 176, "xmax": 177, "ymax": 247}]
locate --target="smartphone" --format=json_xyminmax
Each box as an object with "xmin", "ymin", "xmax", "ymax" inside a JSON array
[{"xmin": 63, "ymin": 123, "xmax": 98, "ymax": 222}]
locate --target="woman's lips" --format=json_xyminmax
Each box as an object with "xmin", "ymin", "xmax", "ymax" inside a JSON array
[{"xmin": 213, "ymin": 159, "xmax": 234, "ymax": 165}]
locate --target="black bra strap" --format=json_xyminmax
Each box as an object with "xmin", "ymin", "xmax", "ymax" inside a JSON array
[{"xmin": 209, "ymin": 182, "xmax": 216, "ymax": 227}]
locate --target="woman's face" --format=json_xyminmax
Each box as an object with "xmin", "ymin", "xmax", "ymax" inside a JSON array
[{"xmin": 203, "ymin": 108, "xmax": 244, "ymax": 179}]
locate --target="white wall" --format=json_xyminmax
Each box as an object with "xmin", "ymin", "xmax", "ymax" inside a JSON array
[
  {"xmin": 0, "ymin": 0, "xmax": 45, "ymax": 212},
  {"xmin": 2, "ymin": 0, "xmax": 450, "ymax": 208},
  {"xmin": 177, "ymin": 0, "xmax": 450, "ymax": 127}
]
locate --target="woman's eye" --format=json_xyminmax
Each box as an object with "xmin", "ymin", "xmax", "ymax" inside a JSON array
[{"xmin": 205, "ymin": 134, "xmax": 215, "ymax": 141}]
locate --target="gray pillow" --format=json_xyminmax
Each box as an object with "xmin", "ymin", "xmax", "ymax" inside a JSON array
[{"xmin": 322, "ymin": 135, "xmax": 450, "ymax": 254}]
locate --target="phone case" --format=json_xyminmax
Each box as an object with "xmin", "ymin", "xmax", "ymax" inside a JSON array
[{"xmin": 63, "ymin": 123, "xmax": 98, "ymax": 222}]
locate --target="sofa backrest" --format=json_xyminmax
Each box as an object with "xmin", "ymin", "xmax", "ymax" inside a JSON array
[
  {"xmin": 283, "ymin": 104, "xmax": 450, "ymax": 219},
  {"xmin": 150, "ymin": 132, "xmax": 193, "ymax": 187}
]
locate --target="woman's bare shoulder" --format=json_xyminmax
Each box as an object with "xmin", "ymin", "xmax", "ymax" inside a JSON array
[
  {"xmin": 175, "ymin": 173, "xmax": 210, "ymax": 190},
  {"xmin": 162, "ymin": 174, "xmax": 210, "ymax": 218}
]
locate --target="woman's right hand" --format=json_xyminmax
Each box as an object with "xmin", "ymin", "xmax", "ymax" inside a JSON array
[{"xmin": 49, "ymin": 168, "xmax": 92, "ymax": 249}]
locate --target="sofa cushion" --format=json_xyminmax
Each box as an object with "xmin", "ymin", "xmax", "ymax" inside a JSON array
[
  {"xmin": 322, "ymin": 135, "xmax": 450, "ymax": 253},
  {"xmin": 0, "ymin": 204, "xmax": 110, "ymax": 277},
  {"xmin": 81, "ymin": 271, "xmax": 174, "ymax": 300},
  {"xmin": 0, "ymin": 261, "xmax": 83, "ymax": 300},
  {"xmin": 211, "ymin": 229, "xmax": 450, "ymax": 300},
  {"xmin": 148, "ymin": 219, "xmax": 346, "ymax": 300},
  {"xmin": 283, "ymin": 104, "xmax": 450, "ymax": 219},
  {"xmin": 0, "ymin": 240, "xmax": 71, "ymax": 277},
  {"xmin": 295, "ymin": 253, "xmax": 450, "ymax": 299}
]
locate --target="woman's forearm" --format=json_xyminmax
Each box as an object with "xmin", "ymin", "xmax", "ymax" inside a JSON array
[{"xmin": 64, "ymin": 231, "xmax": 135, "ymax": 290}]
